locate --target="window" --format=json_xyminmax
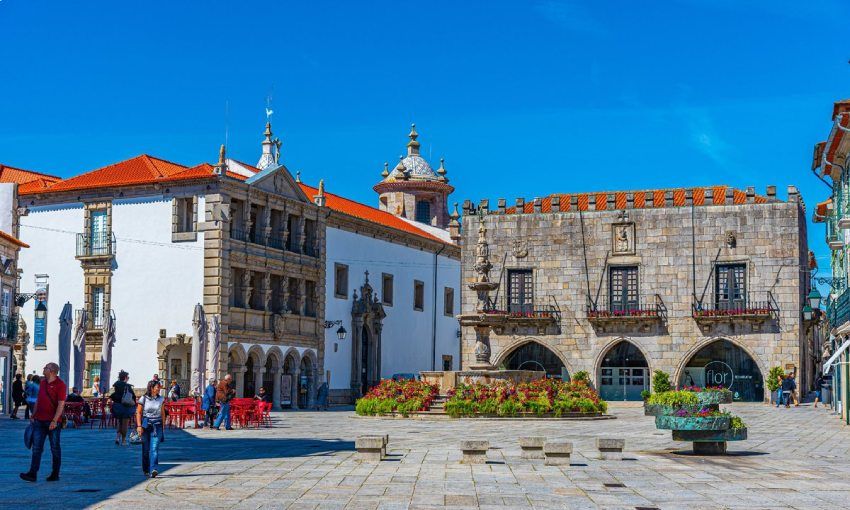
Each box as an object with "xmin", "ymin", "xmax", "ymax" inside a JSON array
[
  {"xmin": 87, "ymin": 362, "xmax": 101, "ymax": 390},
  {"xmin": 305, "ymin": 280, "xmax": 317, "ymax": 317},
  {"xmin": 442, "ymin": 355, "xmax": 453, "ymax": 371},
  {"xmin": 89, "ymin": 210, "xmax": 108, "ymax": 255},
  {"xmin": 334, "ymin": 263, "xmax": 349, "ymax": 298},
  {"xmin": 304, "ymin": 219, "xmax": 317, "ymax": 256},
  {"xmin": 715, "ymin": 263, "xmax": 746, "ymax": 309},
  {"xmin": 287, "ymin": 278, "xmax": 300, "ymax": 314},
  {"xmin": 382, "ymin": 273, "xmax": 394, "ymax": 306},
  {"xmin": 92, "ymin": 286, "xmax": 105, "ymax": 328},
  {"xmin": 249, "ymin": 204, "xmax": 260, "ymax": 243},
  {"xmin": 232, "ymin": 268, "xmax": 245, "ymax": 307},
  {"xmin": 175, "ymin": 197, "xmax": 195, "ymax": 233},
  {"xmin": 287, "ymin": 214, "xmax": 300, "ymax": 252},
  {"xmin": 507, "ymin": 270, "xmax": 533, "ymax": 313},
  {"xmin": 444, "ymin": 287, "xmax": 455, "ymax": 316},
  {"xmin": 415, "ymin": 200, "xmax": 431, "ymax": 224},
  {"xmin": 609, "ymin": 266, "xmax": 639, "ymax": 311},
  {"xmin": 1, "ymin": 286, "xmax": 11, "ymax": 338},
  {"xmin": 250, "ymin": 272, "xmax": 264, "ymax": 310},
  {"xmin": 414, "ymin": 280, "xmax": 425, "ymax": 311},
  {"xmin": 270, "ymin": 274, "xmax": 283, "ymax": 312}
]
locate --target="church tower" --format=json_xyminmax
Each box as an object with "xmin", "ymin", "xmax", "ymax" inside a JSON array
[{"xmin": 373, "ymin": 124, "xmax": 454, "ymax": 228}]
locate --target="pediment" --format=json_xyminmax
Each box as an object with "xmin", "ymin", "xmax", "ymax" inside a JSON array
[{"xmin": 245, "ymin": 163, "xmax": 310, "ymax": 202}]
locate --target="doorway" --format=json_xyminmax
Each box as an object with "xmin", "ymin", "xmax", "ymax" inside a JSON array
[{"xmin": 599, "ymin": 341, "xmax": 649, "ymax": 401}]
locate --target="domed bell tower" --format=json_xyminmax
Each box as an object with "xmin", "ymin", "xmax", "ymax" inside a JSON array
[{"xmin": 373, "ymin": 124, "xmax": 454, "ymax": 228}]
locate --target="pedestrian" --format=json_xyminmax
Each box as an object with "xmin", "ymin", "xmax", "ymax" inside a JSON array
[
  {"xmin": 781, "ymin": 373, "xmax": 796, "ymax": 408},
  {"xmin": 11, "ymin": 373, "xmax": 24, "ymax": 419},
  {"xmin": 201, "ymin": 378, "xmax": 217, "ymax": 428},
  {"xmin": 814, "ymin": 372, "xmax": 824, "ymax": 408},
  {"xmin": 66, "ymin": 387, "xmax": 91, "ymax": 422},
  {"xmin": 19, "ymin": 362, "xmax": 66, "ymax": 483},
  {"xmin": 316, "ymin": 381, "xmax": 329, "ymax": 411},
  {"xmin": 254, "ymin": 386, "xmax": 272, "ymax": 404},
  {"xmin": 213, "ymin": 374, "xmax": 235, "ymax": 430},
  {"xmin": 168, "ymin": 380, "xmax": 181, "ymax": 402},
  {"xmin": 92, "ymin": 376, "xmax": 101, "ymax": 398},
  {"xmin": 788, "ymin": 373, "xmax": 800, "ymax": 407},
  {"xmin": 109, "ymin": 370, "xmax": 137, "ymax": 446},
  {"xmin": 135, "ymin": 379, "xmax": 166, "ymax": 478},
  {"xmin": 775, "ymin": 372, "xmax": 784, "ymax": 407},
  {"xmin": 25, "ymin": 374, "xmax": 40, "ymax": 420}
]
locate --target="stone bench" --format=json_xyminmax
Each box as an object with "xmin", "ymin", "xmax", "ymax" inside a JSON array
[
  {"xmin": 355, "ymin": 436, "xmax": 385, "ymax": 462},
  {"xmin": 596, "ymin": 438, "xmax": 625, "ymax": 460},
  {"xmin": 519, "ymin": 436, "xmax": 546, "ymax": 459},
  {"xmin": 543, "ymin": 441, "xmax": 572, "ymax": 466},
  {"xmin": 460, "ymin": 440, "xmax": 489, "ymax": 464}
]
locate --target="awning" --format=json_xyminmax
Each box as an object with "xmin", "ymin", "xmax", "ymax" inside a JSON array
[{"xmin": 824, "ymin": 338, "xmax": 850, "ymax": 374}]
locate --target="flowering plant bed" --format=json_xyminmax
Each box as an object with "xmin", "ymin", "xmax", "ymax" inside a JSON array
[
  {"xmin": 444, "ymin": 378, "xmax": 607, "ymax": 418},
  {"xmin": 645, "ymin": 389, "xmax": 747, "ymax": 454},
  {"xmin": 655, "ymin": 407, "xmax": 731, "ymax": 431},
  {"xmin": 355, "ymin": 379, "xmax": 439, "ymax": 417},
  {"xmin": 588, "ymin": 309, "xmax": 659, "ymax": 319},
  {"xmin": 693, "ymin": 308, "xmax": 772, "ymax": 318}
]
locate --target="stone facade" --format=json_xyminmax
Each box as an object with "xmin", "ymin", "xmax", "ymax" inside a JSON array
[{"xmin": 459, "ymin": 186, "xmax": 810, "ymax": 401}]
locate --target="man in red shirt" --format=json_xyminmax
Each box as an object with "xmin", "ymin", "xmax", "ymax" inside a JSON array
[{"xmin": 20, "ymin": 362, "xmax": 66, "ymax": 482}]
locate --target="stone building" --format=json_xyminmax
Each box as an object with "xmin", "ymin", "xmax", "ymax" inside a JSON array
[{"xmin": 459, "ymin": 185, "xmax": 810, "ymax": 402}]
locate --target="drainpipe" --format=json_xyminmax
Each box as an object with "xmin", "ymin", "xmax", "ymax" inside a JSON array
[{"xmin": 431, "ymin": 244, "xmax": 446, "ymax": 371}]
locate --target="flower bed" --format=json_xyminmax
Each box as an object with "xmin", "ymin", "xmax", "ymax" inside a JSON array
[
  {"xmin": 355, "ymin": 379, "xmax": 439, "ymax": 417},
  {"xmin": 444, "ymin": 378, "xmax": 607, "ymax": 418}
]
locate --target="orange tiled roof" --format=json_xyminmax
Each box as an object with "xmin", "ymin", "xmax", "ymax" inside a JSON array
[
  {"xmin": 0, "ymin": 230, "xmax": 29, "ymax": 248},
  {"xmin": 298, "ymin": 183, "xmax": 449, "ymax": 245},
  {"xmin": 813, "ymin": 198, "xmax": 832, "ymax": 223},
  {"xmin": 823, "ymin": 114, "xmax": 850, "ymax": 177},
  {"xmin": 502, "ymin": 186, "xmax": 770, "ymax": 214},
  {"xmin": 17, "ymin": 155, "xmax": 229, "ymax": 195},
  {"xmin": 0, "ymin": 163, "xmax": 62, "ymax": 193}
]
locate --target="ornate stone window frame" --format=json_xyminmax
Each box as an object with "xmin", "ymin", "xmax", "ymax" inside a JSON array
[
  {"xmin": 334, "ymin": 263, "xmax": 349, "ymax": 299},
  {"xmin": 172, "ymin": 196, "xmax": 198, "ymax": 242}
]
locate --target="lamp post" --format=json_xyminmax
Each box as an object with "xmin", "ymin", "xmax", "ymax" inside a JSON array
[{"xmin": 323, "ymin": 320, "xmax": 347, "ymax": 340}]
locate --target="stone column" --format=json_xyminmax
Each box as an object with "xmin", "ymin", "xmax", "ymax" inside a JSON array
[
  {"xmin": 470, "ymin": 325, "xmax": 494, "ymax": 370},
  {"xmin": 271, "ymin": 368, "xmax": 282, "ymax": 410},
  {"xmin": 298, "ymin": 216, "xmax": 306, "ymax": 254},
  {"xmin": 297, "ymin": 279, "xmax": 306, "ymax": 316},
  {"xmin": 262, "ymin": 202, "xmax": 272, "ymax": 245},
  {"xmin": 263, "ymin": 273, "xmax": 273, "ymax": 312},
  {"xmin": 235, "ymin": 367, "xmax": 247, "ymax": 397},
  {"xmin": 242, "ymin": 270, "xmax": 253, "ymax": 309},
  {"xmin": 254, "ymin": 367, "xmax": 265, "ymax": 398},
  {"xmin": 291, "ymin": 369, "xmax": 300, "ymax": 410},
  {"xmin": 307, "ymin": 364, "xmax": 317, "ymax": 409}
]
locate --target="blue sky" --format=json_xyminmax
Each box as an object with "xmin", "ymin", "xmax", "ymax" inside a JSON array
[{"xmin": 1, "ymin": 0, "xmax": 847, "ymax": 269}]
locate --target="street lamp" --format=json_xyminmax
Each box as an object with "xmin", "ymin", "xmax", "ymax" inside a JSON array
[
  {"xmin": 807, "ymin": 287, "xmax": 822, "ymax": 310},
  {"xmin": 323, "ymin": 320, "xmax": 347, "ymax": 340},
  {"xmin": 802, "ymin": 304, "xmax": 813, "ymax": 322}
]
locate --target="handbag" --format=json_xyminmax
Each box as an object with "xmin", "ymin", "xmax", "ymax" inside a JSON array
[
  {"xmin": 128, "ymin": 430, "xmax": 142, "ymax": 445},
  {"xmin": 121, "ymin": 385, "xmax": 135, "ymax": 406},
  {"xmin": 24, "ymin": 423, "xmax": 34, "ymax": 450}
]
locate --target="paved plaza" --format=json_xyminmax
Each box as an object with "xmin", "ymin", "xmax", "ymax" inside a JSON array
[{"xmin": 0, "ymin": 403, "xmax": 848, "ymax": 510}]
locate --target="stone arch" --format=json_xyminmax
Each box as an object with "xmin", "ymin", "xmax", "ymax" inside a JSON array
[
  {"xmin": 673, "ymin": 336, "xmax": 770, "ymax": 402},
  {"xmin": 492, "ymin": 337, "xmax": 574, "ymax": 377},
  {"xmin": 158, "ymin": 334, "xmax": 192, "ymax": 393},
  {"xmin": 226, "ymin": 344, "xmax": 247, "ymax": 396},
  {"xmin": 263, "ymin": 346, "xmax": 284, "ymax": 408},
  {"xmin": 246, "ymin": 345, "xmax": 266, "ymax": 366},
  {"xmin": 299, "ymin": 349, "xmax": 319, "ymax": 409},
  {"xmin": 281, "ymin": 347, "xmax": 301, "ymax": 410},
  {"xmin": 227, "ymin": 343, "xmax": 247, "ymax": 365},
  {"xmin": 674, "ymin": 337, "xmax": 768, "ymax": 384},
  {"xmin": 243, "ymin": 345, "xmax": 266, "ymax": 398},
  {"xmin": 594, "ymin": 338, "xmax": 652, "ymax": 401}
]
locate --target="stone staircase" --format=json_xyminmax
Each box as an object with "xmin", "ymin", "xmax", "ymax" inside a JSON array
[{"xmin": 417, "ymin": 395, "xmax": 450, "ymax": 418}]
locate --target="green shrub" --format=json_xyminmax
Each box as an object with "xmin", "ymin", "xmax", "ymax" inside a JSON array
[
  {"xmin": 640, "ymin": 389, "xmax": 651, "ymax": 401},
  {"xmin": 476, "ymin": 398, "xmax": 499, "ymax": 415},
  {"xmin": 577, "ymin": 397, "xmax": 598, "ymax": 414},
  {"xmin": 376, "ymin": 399, "xmax": 397, "ymax": 415},
  {"xmin": 445, "ymin": 399, "xmax": 475, "ymax": 418},
  {"xmin": 597, "ymin": 399, "xmax": 608, "ymax": 414},
  {"xmin": 355, "ymin": 398, "xmax": 379, "ymax": 416},
  {"xmin": 396, "ymin": 399, "xmax": 423, "ymax": 417},
  {"xmin": 651, "ymin": 370, "xmax": 672, "ymax": 393},
  {"xmin": 526, "ymin": 395, "xmax": 552, "ymax": 416},
  {"xmin": 647, "ymin": 390, "xmax": 698, "ymax": 408},
  {"xmin": 730, "ymin": 415, "xmax": 746, "ymax": 430},
  {"xmin": 766, "ymin": 366, "xmax": 784, "ymax": 392},
  {"xmin": 498, "ymin": 399, "xmax": 522, "ymax": 417},
  {"xmin": 572, "ymin": 371, "xmax": 591, "ymax": 384}
]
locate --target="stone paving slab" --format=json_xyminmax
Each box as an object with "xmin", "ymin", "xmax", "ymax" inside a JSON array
[{"xmin": 0, "ymin": 403, "xmax": 848, "ymax": 509}]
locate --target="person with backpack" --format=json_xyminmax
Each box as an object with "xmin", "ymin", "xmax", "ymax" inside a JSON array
[
  {"xmin": 109, "ymin": 371, "xmax": 137, "ymax": 446},
  {"xmin": 135, "ymin": 379, "xmax": 166, "ymax": 478},
  {"xmin": 213, "ymin": 374, "xmax": 235, "ymax": 430},
  {"xmin": 781, "ymin": 373, "xmax": 797, "ymax": 409},
  {"xmin": 19, "ymin": 362, "xmax": 66, "ymax": 483}
]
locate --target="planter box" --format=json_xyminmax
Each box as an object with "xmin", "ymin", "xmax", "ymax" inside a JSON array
[
  {"xmin": 672, "ymin": 427, "xmax": 747, "ymax": 442},
  {"xmin": 695, "ymin": 391, "xmax": 733, "ymax": 405},
  {"xmin": 655, "ymin": 415, "xmax": 731, "ymax": 431},
  {"xmin": 643, "ymin": 403, "xmax": 675, "ymax": 416}
]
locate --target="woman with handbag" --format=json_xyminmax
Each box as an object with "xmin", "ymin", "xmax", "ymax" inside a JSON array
[
  {"xmin": 109, "ymin": 371, "xmax": 136, "ymax": 446},
  {"xmin": 135, "ymin": 379, "xmax": 166, "ymax": 477}
]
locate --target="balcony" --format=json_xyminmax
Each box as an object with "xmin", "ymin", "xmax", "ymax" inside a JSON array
[
  {"xmin": 827, "ymin": 288, "xmax": 850, "ymax": 329},
  {"xmin": 459, "ymin": 292, "xmax": 561, "ymax": 333},
  {"xmin": 692, "ymin": 292, "xmax": 778, "ymax": 324},
  {"xmin": 587, "ymin": 294, "xmax": 666, "ymax": 325},
  {"xmin": 0, "ymin": 314, "xmax": 18, "ymax": 342},
  {"xmin": 836, "ymin": 185, "xmax": 850, "ymax": 229},
  {"xmin": 827, "ymin": 215, "xmax": 844, "ymax": 250},
  {"xmin": 76, "ymin": 232, "xmax": 116, "ymax": 260}
]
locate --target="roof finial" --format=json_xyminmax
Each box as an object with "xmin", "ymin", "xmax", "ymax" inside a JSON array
[
  {"xmin": 394, "ymin": 155, "xmax": 408, "ymax": 180},
  {"xmin": 313, "ymin": 179, "xmax": 326, "ymax": 207},
  {"xmin": 318, "ymin": 179, "xmax": 325, "ymax": 196},
  {"xmin": 264, "ymin": 122, "xmax": 273, "ymax": 139},
  {"xmin": 407, "ymin": 123, "xmax": 420, "ymax": 156},
  {"xmin": 218, "ymin": 144, "xmax": 226, "ymax": 166},
  {"xmin": 437, "ymin": 157, "xmax": 447, "ymax": 182},
  {"xmin": 295, "ymin": 170, "xmax": 301, "ymax": 183},
  {"xmin": 381, "ymin": 161, "xmax": 389, "ymax": 178}
]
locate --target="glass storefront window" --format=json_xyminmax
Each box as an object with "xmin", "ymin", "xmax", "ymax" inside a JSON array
[
  {"xmin": 504, "ymin": 342, "xmax": 567, "ymax": 379},
  {"xmin": 680, "ymin": 339, "xmax": 764, "ymax": 402}
]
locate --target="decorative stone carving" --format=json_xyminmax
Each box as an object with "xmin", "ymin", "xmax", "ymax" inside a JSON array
[
  {"xmin": 512, "ymin": 239, "xmax": 528, "ymax": 259},
  {"xmin": 612, "ymin": 222, "xmax": 635, "ymax": 255},
  {"xmin": 242, "ymin": 270, "xmax": 253, "ymax": 308},
  {"xmin": 726, "ymin": 231, "xmax": 737, "ymax": 248},
  {"xmin": 473, "ymin": 223, "xmax": 493, "ymax": 282},
  {"xmin": 272, "ymin": 314, "xmax": 285, "ymax": 339},
  {"xmin": 471, "ymin": 326, "xmax": 493, "ymax": 368}
]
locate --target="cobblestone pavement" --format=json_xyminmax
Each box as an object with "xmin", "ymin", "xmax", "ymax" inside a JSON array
[{"xmin": 0, "ymin": 403, "xmax": 848, "ymax": 510}]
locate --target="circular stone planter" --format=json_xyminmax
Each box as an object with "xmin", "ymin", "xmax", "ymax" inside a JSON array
[
  {"xmin": 643, "ymin": 403, "xmax": 676, "ymax": 416},
  {"xmin": 695, "ymin": 391, "xmax": 734, "ymax": 405},
  {"xmin": 655, "ymin": 415, "xmax": 731, "ymax": 431}
]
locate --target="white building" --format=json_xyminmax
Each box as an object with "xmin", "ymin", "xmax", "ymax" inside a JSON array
[{"xmin": 6, "ymin": 122, "xmax": 461, "ymax": 406}]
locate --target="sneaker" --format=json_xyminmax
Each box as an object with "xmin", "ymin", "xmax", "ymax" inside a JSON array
[
  {"xmin": 46, "ymin": 474, "xmax": 59, "ymax": 482},
  {"xmin": 150, "ymin": 470, "xmax": 158, "ymax": 478},
  {"xmin": 19, "ymin": 473, "xmax": 36, "ymax": 483}
]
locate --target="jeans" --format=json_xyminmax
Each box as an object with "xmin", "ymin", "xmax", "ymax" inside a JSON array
[
  {"xmin": 776, "ymin": 389, "xmax": 784, "ymax": 407},
  {"xmin": 28, "ymin": 420, "xmax": 61, "ymax": 476},
  {"xmin": 141, "ymin": 422, "xmax": 163, "ymax": 473},
  {"xmin": 204, "ymin": 406, "xmax": 217, "ymax": 427},
  {"xmin": 213, "ymin": 402, "xmax": 231, "ymax": 429}
]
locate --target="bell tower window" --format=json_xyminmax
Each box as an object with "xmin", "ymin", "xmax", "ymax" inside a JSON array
[{"xmin": 415, "ymin": 200, "xmax": 431, "ymax": 224}]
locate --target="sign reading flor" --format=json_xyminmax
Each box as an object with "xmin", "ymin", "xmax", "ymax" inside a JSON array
[{"xmin": 703, "ymin": 361, "xmax": 734, "ymax": 389}]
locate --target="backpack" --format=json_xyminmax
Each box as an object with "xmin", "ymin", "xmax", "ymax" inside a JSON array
[{"xmin": 121, "ymin": 385, "xmax": 135, "ymax": 406}]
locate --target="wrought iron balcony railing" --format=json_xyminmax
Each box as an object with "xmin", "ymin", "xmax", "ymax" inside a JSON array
[
  {"xmin": 828, "ymin": 287, "xmax": 850, "ymax": 328},
  {"xmin": 76, "ymin": 232, "xmax": 116, "ymax": 258},
  {"xmin": 230, "ymin": 228, "xmax": 249, "ymax": 243},
  {"xmin": 692, "ymin": 291, "xmax": 778, "ymax": 321},
  {"xmin": 827, "ymin": 213, "xmax": 844, "ymax": 250},
  {"xmin": 481, "ymin": 293, "xmax": 561, "ymax": 322},
  {"xmin": 587, "ymin": 293, "xmax": 666, "ymax": 322}
]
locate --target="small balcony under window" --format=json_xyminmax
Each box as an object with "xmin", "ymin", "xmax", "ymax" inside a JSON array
[{"xmin": 76, "ymin": 232, "xmax": 116, "ymax": 259}]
